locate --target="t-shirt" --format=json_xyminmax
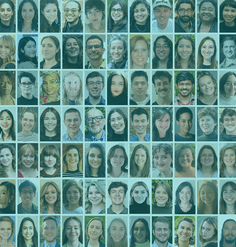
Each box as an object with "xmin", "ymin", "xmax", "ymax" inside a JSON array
[
  {"xmin": 152, "ymin": 19, "xmax": 173, "ymax": 33},
  {"xmin": 17, "ymin": 95, "xmax": 38, "ymax": 105}
]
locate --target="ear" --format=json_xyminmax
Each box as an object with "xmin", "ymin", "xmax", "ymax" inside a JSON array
[
  {"xmin": 21, "ymin": 48, "xmax": 24, "ymax": 53},
  {"xmin": 177, "ymin": 120, "xmax": 179, "ymax": 126}
]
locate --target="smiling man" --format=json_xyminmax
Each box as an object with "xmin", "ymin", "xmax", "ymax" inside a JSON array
[
  {"xmin": 220, "ymin": 36, "xmax": 236, "ymax": 69},
  {"xmin": 152, "ymin": 71, "xmax": 172, "ymax": 105},
  {"xmin": 152, "ymin": 217, "xmax": 172, "ymax": 247},
  {"xmin": 18, "ymin": 180, "xmax": 38, "ymax": 214},
  {"xmin": 174, "ymin": 71, "xmax": 195, "ymax": 105},
  {"xmin": 220, "ymin": 219, "xmax": 236, "ymax": 247},
  {"xmin": 107, "ymin": 181, "xmax": 128, "ymax": 214},
  {"xmin": 220, "ymin": 108, "xmax": 236, "ymax": 141},
  {"xmin": 130, "ymin": 71, "xmax": 150, "ymax": 105},
  {"xmin": 152, "ymin": 0, "xmax": 173, "ymax": 33},
  {"xmin": 130, "ymin": 107, "xmax": 150, "ymax": 141}
]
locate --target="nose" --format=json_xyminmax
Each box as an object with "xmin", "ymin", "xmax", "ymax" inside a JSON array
[{"xmin": 138, "ymin": 50, "xmax": 143, "ymax": 56}]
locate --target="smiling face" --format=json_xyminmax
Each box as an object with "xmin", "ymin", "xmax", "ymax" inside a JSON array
[
  {"xmin": 223, "ymin": 221, "xmax": 236, "ymax": 243},
  {"xmin": 20, "ymin": 185, "xmax": 35, "ymax": 206},
  {"xmin": 223, "ymin": 185, "xmax": 236, "ymax": 206},
  {"xmin": 86, "ymin": 109, "xmax": 105, "ymax": 136},
  {"xmin": 199, "ymin": 115, "xmax": 216, "ymax": 135},
  {"xmin": 176, "ymin": 80, "xmax": 194, "ymax": 98},
  {"xmin": 199, "ymin": 75, "xmax": 215, "ymax": 97},
  {"xmin": 0, "ymin": 185, "xmax": 9, "ymax": 208},
  {"xmin": 223, "ymin": 74, "xmax": 236, "ymax": 99},
  {"xmin": 153, "ymin": 148, "xmax": 172, "ymax": 173},
  {"xmin": 42, "ymin": 219, "xmax": 57, "ymax": 244},
  {"xmin": 135, "ymin": 148, "xmax": 147, "ymax": 171},
  {"xmin": 154, "ymin": 76, "xmax": 171, "ymax": 99},
  {"xmin": 110, "ymin": 112, "xmax": 125, "ymax": 134},
  {"xmin": 155, "ymin": 113, "xmax": 171, "ymax": 136},
  {"xmin": 133, "ymin": 221, "xmax": 147, "ymax": 243},
  {"xmin": 22, "ymin": 40, "xmax": 37, "ymax": 59},
  {"xmin": 66, "ymin": 185, "xmax": 80, "ymax": 206},
  {"xmin": 88, "ymin": 185, "xmax": 103, "ymax": 205},
  {"xmin": 131, "ymin": 40, "xmax": 149, "ymax": 69},
  {"xmin": 134, "ymin": 3, "xmax": 149, "ymax": 25},
  {"xmin": 0, "ymin": 3, "xmax": 13, "ymax": 25},
  {"xmin": 87, "ymin": 220, "xmax": 103, "ymax": 240},
  {"xmin": 21, "ymin": 112, "xmax": 35, "ymax": 133},
  {"xmin": 177, "ymin": 39, "xmax": 192, "ymax": 61},
  {"xmin": 0, "ymin": 42, "xmax": 10, "ymax": 62},
  {"xmin": 155, "ymin": 38, "xmax": 171, "ymax": 63},
  {"xmin": 110, "ymin": 148, "xmax": 125, "ymax": 169},
  {"xmin": 44, "ymin": 111, "xmax": 57, "ymax": 133},
  {"xmin": 177, "ymin": 3, "xmax": 193, "ymax": 23},
  {"xmin": 109, "ymin": 186, "xmax": 126, "ymax": 206},
  {"xmin": 132, "ymin": 114, "xmax": 149, "ymax": 136},
  {"xmin": 65, "ymin": 148, "xmax": 79, "ymax": 169},
  {"xmin": 0, "ymin": 221, "xmax": 11, "ymax": 241},
  {"xmin": 223, "ymin": 148, "xmax": 236, "ymax": 168},
  {"xmin": 111, "ymin": 3, "xmax": 124, "ymax": 23},
  {"xmin": 65, "ymin": 219, "xmax": 81, "ymax": 242},
  {"xmin": 64, "ymin": 75, "xmax": 81, "ymax": 100},
  {"xmin": 0, "ymin": 148, "xmax": 13, "ymax": 167},
  {"xmin": 199, "ymin": 2, "xmax": 215, "ymax": 23},
  {"xmin": 110, "ymin": 75, "xmax": 124, "ymax": 97},
  {"xmin": 109, "ymin": 40, "xmax": 126, "ymax": 63},
  {"xmin": 223, "ymin": 114, "xmax": 236, "ymax": 134},
  {"xmin": 21, "ymin": 2, "xmax": 35, "ymax": 24},
  {"xmin": 179, "ymin": 186, "xmax": 191, "ymax": 204},
  {"xmin": 153, "ymin": 221, "xmax": 170, "ymax": 244},
  {"xmin": 41, "ymin": 38, "xmax": 59, "ymax": 61},
  {"xmin": 223, "ymin": 40, "xmax": 236, "ymax": 59},
  {"xmin": 177, "ymin": 221, "xmax": 193, "ymax": 243},
  {"xmin": 200, "ymin": 185, "xmax": 215, "ymax": 205},
  {"xmin": 0, "ymin": 111, "xmax": 12, "ymax": 133},
  {"xmin": 65, "ymin": 38, "xmax": 80, "ymax": 59},
  {"xmin": 64, "ymin": 111, "xmax": 81, "ymax": 136},
  {"xmin": 109, "ymin": 221, "xmax": 125, "ymax": 243},
  {"xmin": 44, "ymin": 154, "xmax": 57, "ymax": 168},
  {"xmin": 42, "ymin": 3, "xmax": 57, "ymax": 25},
  {"xmin": 179, "ymin": 148, "xmax": 193, "ymax": 169},
  {"xmin": 201, "ymin": 39, "xmax": 215, "ymax": 61},
  {"xmin": 65, "ymin": 1, "xmax": 82, "ymax": 25},
  {"xmin": 45, "ymin": 184, "xmax": 57, "ymax": 205},
  {"xmin": 223, "ymin": 5, "xmax": 236, "ymax": 25},
  {"xmin": 43, "ymin": 74, "xmax": 59, "ymax": 96},
  {"xmin": 20, "ymin": 77, "xmax": 35, "ymax": 98},
  {"xmin": 22, "ymin": 220, "xmax": 34, "ymax": 241},
  {"xmin": 200, "ymin": 148, "xmax": 214, "ymax": 168},
  {"xmin": 131, "ymin": 185, "xmax": 148, "ymax": 204},
  {"xmin": 86, "ymin": 76, "xmax": 104, "ymax": 99},
  {"xmin": 154, "ymin": 6, "xmax": 172, "ymax": 27},
  {"xmin": 177, "ymin": 113, "xmax": 192, "ymax": 135},
  {"xmin": 155, "ymin": 185, "xmax": 169, "ymax": 207},
  {"xmin": 87, "ymin": 7, "xmax": 103, "ymax": 26},
  {"xmin": 21, "ymin": 149, "xmax": 35, "ymax": 168},
  {"xmin": 85, "ymin": 38, "xmax": 105, "ymax": 61},
  {"xmin": 88, "ymin": 147, "xmax": 102, "ymax": 171}
]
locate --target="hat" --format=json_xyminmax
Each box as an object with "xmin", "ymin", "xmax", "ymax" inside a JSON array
[{"xmin": 153, "ymin": 0, "xmax": 171, "ymax": 9}]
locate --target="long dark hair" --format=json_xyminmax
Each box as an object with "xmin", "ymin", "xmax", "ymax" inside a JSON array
[
  {"xmin": 18, "ymin": 0, "xmax": 38, "ymax": 32},
  {"xmin": 0, "ymin": 109, "xmax": 15, "ymax": 141},
  {"xmin": 0, "ymin": 144, "xmax": 16, "ymax": 178},
  {"xmin": 220, "ymin": 181, "xmax": 236, "ymax": 214},
  {"xmin": 62, "ymin": 145, "xmax": 81, "ymax": 173},
  {"xmin": 175, "ymin": 181, "xmax": 194, "ymax": 205},
  {"xmin": 18, "ymin": 217, "xmax": 38, "ymax": 247}
]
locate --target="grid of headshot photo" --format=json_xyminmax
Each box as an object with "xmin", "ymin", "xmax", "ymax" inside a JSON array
[{"xmin": 0, "ymin": 0, "xmax": 236, "ymax": 246}]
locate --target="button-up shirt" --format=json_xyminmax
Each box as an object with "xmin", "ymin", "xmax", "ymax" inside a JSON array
[
  {"xmin": 174, "ymin": 94, "xmax": 195, "ymax": 105},
  {"xmin": 130, "ymin": 132, "xmax": 150, "ymax": 141},
  {"xmin": 152, "ymin": 240, "xmax": 172, "ymax": 247},
  {"xmin": 220, "ymin": 58, "xmax": 236, "ymax": 69},
  {"xmin": 85, "ymin": 130, "xmax": 106, "ymax": 142},
  {"xmin": 86, "ymin": 59, "xmax": 106, "ymax": 69},
  {"xmin": 62, "ymin": 129, "xmax": 83, "ymax": 141},
  {"xmin": 43, "ymin": 241, "xmax": 57, "ymax": 247}
]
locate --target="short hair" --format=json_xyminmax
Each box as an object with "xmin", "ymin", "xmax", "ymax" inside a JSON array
[
  {"xmin": 85, "ymin": 0, "xmax": 105, "ymax": 15},
  {"xmin": 153, "ymin": 217, "xmax": 171, "ymax": 230},
  {"xmin": 152, "ymin": 71, "xmax": 172, "ymax": 85},
  {"xmin": 18, "ymin": 72, "xmax": 36, "ymax": 84},
  {"xmin": 152, "ymin": 143, "xmax": 173, "ymax": 160},
  {"xmin": 220, "ymin": 181, "xmax": 236, "ymax": 214},
  {"xmin": 86, "ymin": 35, "xmax": 104, "ymax": 48},
  {"xmin": 108, "ymin": 181, "xmax": 128, "ymax": 195},
  {"xmin": 220, "ymin": 108, "xmax": 236, "ymax": 123},
  {"xmin": 220, "ymin": 0, "xmax": 236, "ymax": 21},
  {"xmin": 197, "ymin": 108, "xmax": 217, "ymax": 126},
  {"xmin": 64, "ymin": 108, "xmax": 81, "ymax": 120},
  {"xmin": 18, "ymin": 144, "xmax": 38, "ymax": 170},
  {"xmin": 86, "ymin": 71, "xmax": 104, "ymax": 85},
  {"xmin": 197, "ymin": 145, "xmax": 217, "ymax": 173},
  {"xmin": 176, "ymin": 71, "xmax": 195, "ymax": 85},
  {"xmin": 176, "ymin": 107, "xmax": 193, "ymax": 121},
  {"xmin": 63, "ymin": 180, "xmax": 83, "ymax": 207},
  {"xmin": 197, "ymin": 71, "xmax": 217, "ymax": 98},
  {"xmin": 63, "ymin": 217, "xmax": 83, "ymax": 245},
  {"xmin": 175, "ymin": 217, "xmax": 195, "ymax": 245},
  {"xmin": 19, "ymin": 180, "xmax": 36, "ymax": 194},
  {"xmin": 86, "ymin": 217, "xmax": 105, "ymax": 241},
  {"xmin": 175, "ymin": 144, "xmax": 195, "ymax": 172},
  {"xmin": 131, "ymin": 71, "xmax": 148, "ymax": 84},
  {"xmin": 131, "ymin": 108, "xmax": 149, "ymax": 121},
  {"xmin": 42, "ymin": 216, "xmax": 58, "ymax": 227},
  {"xmin": 199, "ymin": 0, "xmax": 217, "ymax": 19},
  {"xmin": 175, "ymin": 181, "xmax": 194, "ymax": 205},
  {"xmin": 175, "ymin": 0, "xmax": 195, "ymax": 11},
  {"xmin": 220, "ymin": 72, "xmax": 236, "ymax": 95},
  {"xmin": 153, "ymin": 181, "xmax": 172, "ymax": 208}
]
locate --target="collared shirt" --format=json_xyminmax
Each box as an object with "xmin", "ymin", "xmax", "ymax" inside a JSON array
[
  {"xmin": 43, "ymin": 241, "xmax": 57, "ymax": 247},
  {"xmin": 130, "ymin": 132, "xmax": 150, "ymax": 141},
  {"xmin": 153, "ymin": 240, "xmax": 172, "ymax": 247},
  {"xmin": 86, "ymin": 59, "xmax": 106, "ymax": 69},
  {"xmin": 107, "ymin": 205, "xmax": 128, "ymax": 214},
  {"xmin": 220, "ymin": 58, "xmax": 236, "ymax": 69},
  {"xmin": 62, "ymin": 129, "xmax": 83, "ymax": 141},
  {"xmin": 85, "ymin": 130, "xmax": 106, "ymax": 142},
  {"xmin": 174, "ymin": 94, "xmax": 195, "ymax": 105},
  {"xmin": 18, "ymin": 203, "xmax": 38, "ymax": 214},
  {"xmin": 85, "ymin": 96, "xmax": 105, "ymax": 105}
]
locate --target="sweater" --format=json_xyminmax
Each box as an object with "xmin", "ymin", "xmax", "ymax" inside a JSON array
[{"xmin": 130, "ymin": 201, "xmax": 150, "ymax": 214}]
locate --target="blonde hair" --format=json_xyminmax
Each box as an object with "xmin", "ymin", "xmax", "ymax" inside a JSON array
[{"xmin": 0, "ymin": 35, "xmax": 15, "ymax": 69}]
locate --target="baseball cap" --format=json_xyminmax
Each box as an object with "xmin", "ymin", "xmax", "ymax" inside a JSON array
[{"xmin": 153, "ymin": 0, "xmax": 171, "ymax": 9}]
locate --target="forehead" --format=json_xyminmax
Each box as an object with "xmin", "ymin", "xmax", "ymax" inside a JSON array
[
  {"xmin": 0, "ymin": 3, "xmax": 12, "ymax": 9},
  {"xmin": 66, "ymin": 38, "xmax": 78, "ymax": 44},
  {"xmin": 65, "ymin": 111, "xmax": 80, "ymax": 119},
  {"xmin": 177, "ymin": 79, "xmax": 193, "ymax": 85},
  {"xmin": 155, "ymin": 221, "xmax": 169, "ymax": 229},
  {"xmin": 155, "ymin": 76, "xmax": 170, "ymax": 84},
  {"xmin": 224, "ymin": 221, "xmax": 236, "ymax": 229},
  {"xmin": 179, "ymin": 3, "xmax": 192, "ymax": 9},
  {"xmin": 111, "ymin": 186, "xmax": 125, "ymax": 191},
  {"xmin": 201, "ymin": 2, "xmax": 214, "ymax": 8},
  {"xmin": 179, "ymin": 112, "xmax": 191, "ymax": 119},
  {"xmin": 65, "ymin": 2, "xmax": 79, "ymax": 8},
  {"xmin": 21, "ymin": 185, "xmax": 34, "ymax": 191},
  {"xmin": 87, "ymin": 76, "xmax": 102, "ymax": 82},
  {"xmin": 21, "ymin": 77, "xmax": 32, "ymax": 83},
  {"xmin": 155, "ymin": 6, "xmax": 171, "ymax": 11},
  {"xmin": 132, "ymin": 76, "xmax": 147, "ymax": 83},
  {"xmin": 87, "ymin": 38, "xmax": 102, "ymax": 46},
  {"xmin": 223, "ymin": 40, "xmax": 236, "ymax": 46},
  {"xmin": 89, "ymin": 220, "xmax": 102, "ymax": 227},
  {"xmin": 87, "ymin": 109, "xmax": 103, "ymax": 117},
  {"xmin": 180, "ymin": 148, "xmax": 192, "ymax": 154},
  {"xmin": 43, "ymin": 219, "xmax": 57, "ymax": 228},
  {"xmin": 133, "ymin": 113, "xmax": 148, "ymax": 120},
  {"xmin": 178, "ymin": 221, "xmax": 192, "ymax": 229}
]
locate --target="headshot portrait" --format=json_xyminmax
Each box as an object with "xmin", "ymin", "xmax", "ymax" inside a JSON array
[
  {"xmin": 219, "ymin": 219, "xmax": 236, "ymax": 247},
  {"xmin": 0, "ymin": 144, "xmax": 16, "ymax": 178},
  {"xmin": 220, "ymin": 144, "xmax": 236, "ymax": 177},
  {"xmin": 0, "ymin": 216, "xmax": 15, "ymax": 247},
  {"xmin": 0, "ymin": 71, "xmax": 15, "ymax": 105},
  {"xmin": 220, "ymin": 0, "xmax": 236, "ymax": 32},
  {"xmin": 220, "ymin": 35, "xmax": 236, "ymax": 69},
  {"xmin": 220, "ymin": 108, "xmax": 236, "ymax": 141},
  {"xmin": 0, "ymin": 0, "xmax": 15, "ymax": 32},
  {"xmin": 0, "ymin": 108, "xmax": 16, "ymax": 141},
  {"xmin": 0, "ymin": 180, "xmax": 15, "ymax": 214},
  {"xmin": 220, "ymin": 181, "xmax": 236, "ymax": 214}
]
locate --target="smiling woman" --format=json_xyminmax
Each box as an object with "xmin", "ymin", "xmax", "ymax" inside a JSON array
[
  {"xmin": 0, "ymin": 0, "xmax": 15, "ymax": 32},
  {"xmin": 0, "ymin": 216, "xmax": 15, "ymax": 247},
  {"xmin": 220, "ymin": 145, "xmax": 236, "ymax": 177},
  {"xmin": 0, "ymin": 35, "xmax": 15, "ymax": 69},
  {"xmin": 220, "ymin": 181, "xmax": 236, "ymax": 214},
  {"xmin": 0, "ymin": 144, "xmax": 15, "ymax": 178},
  {"xmin": 220, "ymin": 0, "xmax": 236, "ymax": 32},
  {"xmin": 0, "ymin": 109, "xmax": 15, "ymax": 141}
]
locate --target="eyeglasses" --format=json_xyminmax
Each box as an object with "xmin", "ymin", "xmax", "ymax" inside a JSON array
[
  {"xmin": 21, "ymin": 190, "xmax": 34, "ymax": 195},
  {"xmin": 87, "ymin": 81, "xmax": 103, "ymax": 86},
  {"xmin": 86, "ymin": 45, "xmax": 102, "ymax": 50},
  {"xmin": 20, "ymin": 82, "xmax": 34, "ymax": 87},
  {"xmin": 64, "ymin": 8, "xmax": 80, "ymax": 14},
  {"xmin": 178, "ymin": 8, "xmax": 192, "ymax": 14},
  {"xmin": 87, "ymin": 10, "xmax": 101, "ymax": 16},
  {"xmin": 87, "ymin": 116, "xmax": 104, "ymax": 123},
  {"xmin": 111, "ymin": 8, "xmax": 123, "ymax": 13}
]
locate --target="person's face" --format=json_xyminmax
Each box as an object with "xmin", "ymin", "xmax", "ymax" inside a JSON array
[
  {"xmin": 109, "ymin": 40, "xmax": 126, "ymax": 63},
  {"xmin": 223, "ymin": 114, "xmax": 236, "ymax": 134},
  {"xmin": 86, "ymin": 39, "xmax": 105, "ymax": 61},
  {"xmin": 110, "ymin": 112, "xmax": 125, "ymax": 134},
  {"xmin": 179, "ymin": 148, "xmax": 193, "ymax": 169},
  {"xmin": 64, "ymin": 112, "xmax": 81, "ymax": 135},
  {"xmin": 0, "ymin": 221, "xmax": 12, "ymax": 241},
  {"xmin": 41, "ymin": 3, "xmax": 57, "ymax": 25},
  {"xmin": 87, "ymin": 7, "xmax": 103, "ymax": 26},
  {"xmin": 154, "ymin": 6, "xmax": 172, "ymax": 26},
  {"xmin": 0, "ymin": 148, "xmax": 13, "ymax": 167},
  {"xmin": 19, "ymin": 77, "xmax": 35, "ymax": 97},
  {"xmin": 21, "ymin": 112, "xmax": 35, "ymax": 133},
  {"xmin": 44, "ymin": 111, "xmax": 57, "ymax": 132},
  {"xmin": 177, "ymin": 221, "xmax": 193, "ymax": 243},
  {"xmin": 0, "ymin": 3, "xmax": 13, "ymax": 24},
  {"xmin": 88, "ymin": 147, "xmax": 102, "ymax": 170},
  {"xmin": 65, "ymin": 38, "xmax": 80, "ymax": 58},
  {"xmin": 199, "ymin": 115, "xmax": 216, "ymax": 135},
  {"xmin": 22, "ymin": 220, "xmax": 34, "ymax": 241},
  {"xmin": 223, "ymin": 149, "xmax": 236, "ymax": 168},
  {"xmin": 223, "ymin": 221, "xmax": 236, "ymax": 243},
  {"xmin": 65, "ymin": 1, "xmax": 82, "ymax": 24},
  {"xmin": 199, "ymin": 2, "xmax": 215, "ymax": 23},
  {"xmin": 42, "ymin": 219, "xmax": 57, "ymax": 244},
  {"xmin": 131, "ymin": 185, "xmax": 148, "ymax": 204},
  {"xmin": 201, "ymin": 40, "xmax": 215, "ymax": 61},
  {"xmin": 177, "ymin": 39, "xmax": 192, "ymax": 60},
  {"xmin": 200, "ymin": 185, "xmax": 215, "ymax": 205},
  {"xmin": 110, "ymin": 148, "xmax": 125, "ymax": 169},
  {"xmin": 135, "ymin": 148, "xmax": 147, "ymax": 170},
  {"xmin": 134, "ymin": 3, "xmax": 149, "ymax": 25},
  {"xmin": 177, "ymin": 112, "xmax": 192, "ymax": 135},
  {"xmin": 41, "ymin": 38, "xmax": 59, "ymax": 61},
  {"xmin": 155, "ymin": 113, "xmax": 171, "ymax": 135},
  {"xmin": 201, "ymin": 221, "xmax": 215, "ymax": 241},
  {"xmin": 153, "ymin": 222, "xmax": 170, "ymax": 244},
  {"xmin": 223, "ymin": 6, "xmax": 236, "ymax": 24},
  {"xmin": 133, "ymin": 221, "xmax": 147, "ymax": 244},
  {"xmin": 223, "ymin": 185, "xmax": 236, "ymax": 206},
  {"xmin": 22, "ymin": 40, "xmax": 37, "ymax": 59},
  {"xmin": 44, "ymin": 184, "xmax": 57, "ymax": 205},
  {"xmin": 87, "ymin": 220, "xmax": 103, "ymax": 240},
  {"xmin": 0, "ymin": 75, "xmax": 12, "ymax": 95},
  {"xmin": 154, "ymin": 76, "xmax": 171, "ymax": 99},
  {"xmin": 200, "ymin": 148, "xmax": 214, "ymax": 168},
  {"xmin": 131, "ymin": 76, "xmax": 148, "ymax": 99},
  {"xmin": 109, "ymin": 221, "xmax": 125, "ymax": 243},
  {"xmin": 44, "ymin": 154, "xmax": 57, "ymax": 168},
  {"xmin": 179, "ymin": 186, "xmax": 191, "ymax": 204},
  {"xmin": 21, "ymin": 149, "xmax": 35, "ymax": 169},
  {"xmin": 66, "ymin": 185, "xmax": 81, "ymax": 206},
  {"xmin": 110, "ymin": 75, "xmax": 124, "ymax": 97},
  {"xmin": 86, "ymin": 109, "xmax": 105, "ymax": 136},
  {"xmin": 132, "ymin": 114, "xmax": 149, "ymax": 135},
  {"xmin": 109, "ymin": 186, "xmax": 126, "ymax": 205},
  {"xmin": 0, "ymin": 185, "xmax": 10, "ymax": 207},
  {"xmin": 155, "ymin": 38, "xmax": 171, "ymax": 62},
  {"xmin": 153, "ymin": 148, "xmax": 172, "ymax": 173},
  {"xmin": 223, "ymin": 40, "xmax": 236, "ymax": 59},
  {"xmin": 111, "ymin": 4, "xmax": 124, "ymax": 23},
  {"xmin": 0, "ymin": 111, "xmax": 12, "ymax": 133},
  {"xmin": 21, "ymin": 2, "xmax": 35, "ymax": 23},
  {"xmin": 131, "ymin": 40, "xmax": 149, "ymax": 69},
  {"xmin": 177, "ymin": 3, "xmax": 194, "ymax": 23},
  {"xmin": 88, "ymin": 185, "xmax": 103, "ymax": 205},
  {"xmin": 64, "ymin": 75, "xmax": 81, "ymax": 99},
  {"xmin": 155, "ymin": 185, "xmax": 169, "ymax": 207},
  {"xmin": 20, "ymin": 185, "xmax": 35, "ymax": 205},
  {"xmin": 223, "ymin": 74, "xmax": 236, "ymax": 98},
  {"xmin": 176, "ymin": 80, "xmax": 194, "ymax": 98},
  {"xmin": 0, "ymin": 41, "xmax": 10, "ymax": 61},
  {"xmin": 198, "ymin": 75, "xmax": 215, "ymax": 97},
  {"xmin": 66, "ymin": 148, "xmax": 79, "ymax": 168},
  {"xmin": 86, "ymin": 76, "xmax": 104, "ymax": 99},
  {"xmin": 65, "ymin": 219, "xmax": 81, "ymax": 242}
]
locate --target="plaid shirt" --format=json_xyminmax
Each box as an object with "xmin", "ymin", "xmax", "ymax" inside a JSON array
[{"xmin": 174, "ymin": 94, "xmax": 195, "ymax": 105}]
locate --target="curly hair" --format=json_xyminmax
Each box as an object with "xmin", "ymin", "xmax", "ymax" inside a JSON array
[
  {"xmin": 18, "ymin": 144, "xmax": 38, "ymax": 170},
  {"xmin": 197, "ymin": 71, "xmax": 217, "ymax": 98},
  {"xmin": 63, "ymin": 180, "xmax": 83, "ymax": 207},
  {"xmin": 0, "ymin": 144, "xmax": 16, "ymax": 178},
  {"xmin": 220, "ymin": 181, "xmax": 236, "ymax": 214},
  {"xmin": 0, "ymin": 109, "xmax": 16, "ymax": 141},
  {"xmin": 153, "ymin": 181, "xmax": 172, "ymax": 208},
  {"xmin": 220, "ymin": 145, "xmax": 236, "ymax": 178}
]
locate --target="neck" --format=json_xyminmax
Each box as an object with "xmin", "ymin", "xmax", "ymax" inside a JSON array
[
  {"xmin": 44, "ymin": 58, "xmax": 57, "ymax": 69},
  {"xmin": 111, "ymin": 203, "xmax": 124, "ymax": 213},
  {"xmin": 21, "ymin": 129, "xmax": 33, "ymax": 136},
  {"xmin": 200, "ymin": 166, "xmax": 214, "ymax": 177},
  {"xmin": 157, "ymin": 21, "xmax": 168, "ymax": 29},
  {"xmin": 44, "ymin": 166, "xmax": 57, "ymax": 175},
  {"xmin": 89, "ymin": 95, "xmax": 102, "ymax": 105},
  {"xmin": 89, "ymin": 58, "xmax": 103, "ymax": 69},
  {"xmin": 48, "ymin": 204, "xmax": 55, "ymax": 213},
  {"xmin": 91, "ymin": 22, "xmax": 102, "ymax": 30},
  {"xmin": 178, "ymin": 130, "xmax": 189, "ymax": 138},
  {"xmin": 135, "ymin": 131, "xmax": 147, "ymax": 141},
  {"xmin": 158, "ymin": 129, "xmax": 166, "ymax": 138},
  {"xmin": 163, "ymin": 168, "xmax": 172, "ymax": 177},
  {"xmin": 24, "ymin": 238, "xmax": 33, "ymax": 246},
  {"xmin": 159, "ymin": 58, "xmax": 168, "ymax": 66},
  {"xmin": 88, "ymin": 238, "xmax": 99, "ymax": 246},
  {"xmin": 178, "ymin": 93, "xmax": 191, "ymax": 105},
  {"xmin": 67, "ymin": 239, "xmax": 80, "ymax": 247},
  {"xmin": 203, "ymin": 57, "xmax": 212, "ymax": 65},
  {"xmin": 199, "ymin": 94, "xmax": 216, "ymax": 104},
  {"xmin": 68, "ymin": 164, "xmax": 78, "ymax": 171},
  {"xmin": 226, "ymin": 129, "xmax": 236, "ymax": 135},
  {"xmin": 67, "ymin": 56, "xmax": 78, "ymax": 64},
  {"xmin": 22, "ymin": 21, "xmax": 32, "ymax": 32},
  {"xmin": 22, "ymin": 202, "xmax": 33, "ymax": 210},
  {"xmin": 225, "ymin": 20, "xmax": 235, "ymax": 27},
  {"xmin": 226, "ymin": 203, "xmax": 236, "ymax": 214},
  {"xmin": 132, "ymin": 63, "xmax": 145, "ymax": 69},
  {"xmin": 178, "ymin": 240, "xmax": 189, "ymax": 247},
  {"xmin": 45, "ymin": 129, "xmax": 56, "ymax": 137},
  {"xmin": 1, "ymin": 20, "xmax": 10, "ymax": 26},
  {"xmin": 155, "ymin": 239, "xmax": 168, "ymax": 247},
  {"xmin": 181, "ymin": 58, "xmax": 190, "ymax": 68},
  {"xmin": 133, "ymin": 94, "xmax": 146, "ymax": 102},
  {"xmin": 156, "ymin": 96, "xmax": 171, "ymax": 105},
  {"xmin": 226, "ymin": 166, "xmax": 236, "ymax": 175},
  {"xmin": 67, "ymin": 95, "xmax": 77, "ymax": 101},
  {"xmin": 68, "ymin": 130, "xmax": 79, "ymax": 139},
  {"xmin": 2, "ymin": 129, "xmax": 10, "ymax": 139},
  {"xmin": 46, "ymin": 239, "xmax": 56, "ymax": 245},
  {"xmin": 91, "ymin": 203, "xmax": 103, "ymax": 213},
  {"xmin": 67, "ymin": 203, "xmax": 80, "ymax": 211},
  {"xmin": 22, "ymin": 94, "xmax": 33, "ymax": 100},
  {"xmin": 223, "ymin": 92, "xmax": 235, "ymax": 99},
  {"xmin": 68, "ymin": 18, "xmax": 79, "ymax": 27},
  {"xmin": 91, "ymin": 167, "xmax": 99, "ymax": 177},
  {"xmin": 110, "ymin": 167, "xmax": 122, "ymax": 177},
  {"xmin": 4, "ymin": 164, "xmax": 14, "ymax": 172},
  {"xmin": 91, "ymin": 130, "xmax": 103, "ymax": 140}
]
